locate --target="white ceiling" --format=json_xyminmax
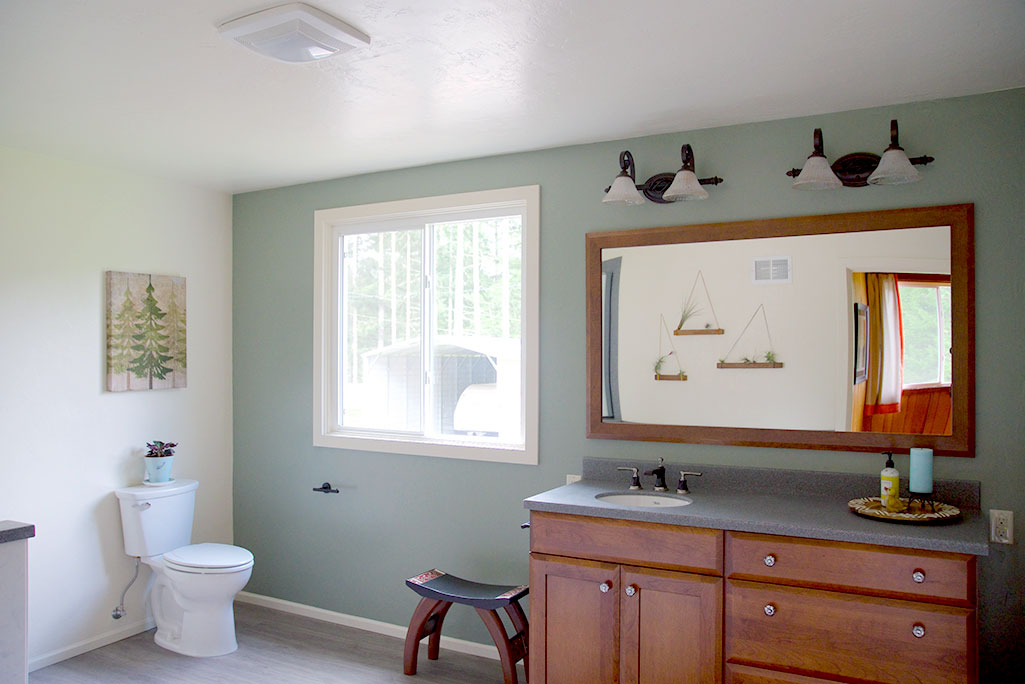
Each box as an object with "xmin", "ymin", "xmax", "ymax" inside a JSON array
[{"xmin": 2, "ymin": 0, "xmax": 1023, "ymax": 193}]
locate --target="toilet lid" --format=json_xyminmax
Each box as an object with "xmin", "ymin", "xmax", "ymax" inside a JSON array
[{"xmin": 163, "ymin": 543, "xmax": 254, "ymax": 569}]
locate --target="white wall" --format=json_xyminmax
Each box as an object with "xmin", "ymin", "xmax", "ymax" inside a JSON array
[
  {"xmin": 0, "ymin": 146, "xmax": 234, "ymax": 668},
  {"xmin": 608, "ymin": 227, "xmax": 949, "ymax": 430}
]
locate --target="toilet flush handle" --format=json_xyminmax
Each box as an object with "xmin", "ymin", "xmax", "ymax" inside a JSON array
[{"xmin": 133, "ymin": 502, "xmax": 151, "ymax": 511}]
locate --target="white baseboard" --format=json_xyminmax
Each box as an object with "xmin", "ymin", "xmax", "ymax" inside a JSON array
[
  {"xmin": 236, "ymin": 591, "xmax": 499, "ymax": 661},
  {"xmin": 29, "ymin": 617, "xmax": 155, "ymax": 672}
]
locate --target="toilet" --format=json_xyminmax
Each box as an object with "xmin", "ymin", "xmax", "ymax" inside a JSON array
[{"xmin": 115, "ymin": 479, "xmax": 254, "ymax": 657}]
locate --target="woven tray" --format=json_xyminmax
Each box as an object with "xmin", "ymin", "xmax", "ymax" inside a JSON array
[{"xmin": 848, "ymin": 496, "xmax": 961, "ymax": 524}]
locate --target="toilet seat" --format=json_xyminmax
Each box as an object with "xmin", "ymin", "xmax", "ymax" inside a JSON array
[{"xmin": 163, "ymin": 542, "xmax": 254, "ymax": 574}]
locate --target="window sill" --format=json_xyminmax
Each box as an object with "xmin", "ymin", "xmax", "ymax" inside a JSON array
[
  {"xmin": 901, "ymin": 383, "xmax": 951, "ymax": 392},
  {"xmin": 314, "ymin": 430, "xmax": 537, "ymax": 465}
]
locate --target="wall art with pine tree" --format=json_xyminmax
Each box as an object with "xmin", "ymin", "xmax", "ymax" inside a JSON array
[{"xmin": 105, "ymin": 271, "xmax": 186, "ymax": 391}]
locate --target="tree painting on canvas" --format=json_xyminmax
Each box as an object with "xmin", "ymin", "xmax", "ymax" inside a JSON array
[{"xmin": 106, "ymin": 271, "xmax": 186, "ymax": 391}]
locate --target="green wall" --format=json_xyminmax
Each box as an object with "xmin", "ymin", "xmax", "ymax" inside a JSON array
[{"xmin": 234, "ymin": 89, "xmax": 1024, "ymax": 673}]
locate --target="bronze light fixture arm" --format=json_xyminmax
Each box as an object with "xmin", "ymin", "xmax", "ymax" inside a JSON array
[{"xmin": 617, "ymin": 150, "xmax": 637, "ymax": 181}]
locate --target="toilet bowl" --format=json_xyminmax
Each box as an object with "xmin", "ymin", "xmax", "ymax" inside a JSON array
[
  {"xmin": 146, "ymin": 543, "xmax": 254, "ymax": 657},
  {"xmin": 115, "ymin": 480, "xmax": 255, "ymax": 657}
]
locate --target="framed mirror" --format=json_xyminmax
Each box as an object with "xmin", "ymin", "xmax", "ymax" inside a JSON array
[{"xmin": 586, "ymin": 204, "xmax": 974, "ymax": 456}]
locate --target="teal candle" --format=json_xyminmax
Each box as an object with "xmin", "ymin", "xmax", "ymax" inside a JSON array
[{"xmin": 910, "ymin": 448, "xmax": 933, "ymax": 493}]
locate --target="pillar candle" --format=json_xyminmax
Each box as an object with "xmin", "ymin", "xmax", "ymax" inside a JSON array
[{"xmin": 909, "ymin": 448, "xmax": 934, "ymax": 494}]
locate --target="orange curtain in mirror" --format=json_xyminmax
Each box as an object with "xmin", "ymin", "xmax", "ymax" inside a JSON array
[{"xmin": 864, "ymin": 273, "xmax": 903, "ymax": 416}]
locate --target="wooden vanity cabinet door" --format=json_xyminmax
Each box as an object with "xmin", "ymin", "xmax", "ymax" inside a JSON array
[
  {"xmin": 529, "ymin": 553, "xmax": 619, "ymax": 684},
  {"xmin": 620, "ymin": 566, "xmax": 722, "ymax": 684}
]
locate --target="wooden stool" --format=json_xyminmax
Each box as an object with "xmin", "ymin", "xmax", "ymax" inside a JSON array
[{"xmin": 403, "ymin": 569, "xmax": 529, "ymax": 684}]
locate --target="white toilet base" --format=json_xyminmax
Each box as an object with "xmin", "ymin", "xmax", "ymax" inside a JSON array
[{"xmin": 154, "ymin": 603, "xmax": 239, "ymax": 657}]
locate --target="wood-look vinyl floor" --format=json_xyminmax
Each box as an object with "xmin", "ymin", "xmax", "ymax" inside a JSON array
[{"xmin": 31, "ymin": 602, "xmax": 519, "ymax": 683}]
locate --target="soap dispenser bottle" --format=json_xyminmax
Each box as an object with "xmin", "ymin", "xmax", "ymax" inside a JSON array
[{"xmin": 880, "ymin": 452, "xmax": 901, "ymax": 510}]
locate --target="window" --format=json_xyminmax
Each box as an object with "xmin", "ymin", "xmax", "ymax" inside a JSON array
[
  {"xmin": 898, "ymin": 276, "xmax": 952, "ymax": 387},
  {"xmin": 314, "ymin": 186, "xmax": 539, "ymax": 464}
]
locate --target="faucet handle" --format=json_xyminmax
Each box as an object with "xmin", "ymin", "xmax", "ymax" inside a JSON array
[
  {"xmin": 677, "ymin": 471, "xmax": 703, "ymax": 495},
  {"xmin": 617, "ymin": 466, "xmax": 643, "ymax": 490}
]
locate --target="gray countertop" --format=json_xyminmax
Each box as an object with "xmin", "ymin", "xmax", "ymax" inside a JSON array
[
  {"xmin": 0, "ymin": 521, "xmax": 35, "ymax": 544},
  {"xmin": 523, "ymin": 459, "xmax": 989, "ymax": 556}
]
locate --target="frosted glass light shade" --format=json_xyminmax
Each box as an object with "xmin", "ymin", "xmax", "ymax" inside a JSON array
[
  {"xmin": 662, "ymin": 169, "xmax": 709, "ymax": 201},
  {"xmin": 603, "ymin": 174, "xmax": 646, "ymax": 204},
  {"xmin": 792, "ymin": 155, "xmax": 842, "ymax": 190},
  {"xmin": 868, "ymin": 148, "xmax": 921, "ymax": 185}
]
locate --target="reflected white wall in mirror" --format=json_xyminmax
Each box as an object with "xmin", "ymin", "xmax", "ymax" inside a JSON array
[{"xmin": 603, "ymin": 227, "xmax": 949, "ymax": 432}]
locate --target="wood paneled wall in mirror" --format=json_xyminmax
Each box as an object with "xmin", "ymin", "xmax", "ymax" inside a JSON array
[{"xmin": 586, "ymin": 204, "xmax": 974, "ymax": 456}]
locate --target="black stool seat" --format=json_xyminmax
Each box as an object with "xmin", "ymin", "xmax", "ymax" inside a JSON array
[
  {"xmin": 404, "ymin": 568, "xmax": 529, "ymax": 684},
  {"xmin": 406, "ymin": 569, "xmax": 528, "ymax": 611}
]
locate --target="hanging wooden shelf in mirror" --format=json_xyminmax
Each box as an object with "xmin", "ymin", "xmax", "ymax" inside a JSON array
[
  {"xmin": 717, "ymin": 362, "xmax": 784, "ymax": 369},
  {"xmin": 654, "ymin": 373, "xmax": 688, "ymax": 381},
  {"xmin": 716, "ymin": 304, "xmax": 782, "ymax": 368},
  {"xmin": 653, "ymin": 315, "xmax": 687, "ymax": 381},
  {"xmin": 673, "ymin": 271, "xmax": 724, "ymax": 335},
  {"xmin": 587, "ymin": 204, "xmax": 975, "ymax": 456}
]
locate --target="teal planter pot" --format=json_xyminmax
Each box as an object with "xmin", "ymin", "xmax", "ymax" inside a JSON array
[{"xmin": 144, "ymin": 456, "xmax": 174, "ymax": 483}]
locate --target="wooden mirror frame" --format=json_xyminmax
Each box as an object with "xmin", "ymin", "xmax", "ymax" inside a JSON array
[{"xmin": 586, "ymin": 204, "xmax": 975, "ymax": 456}]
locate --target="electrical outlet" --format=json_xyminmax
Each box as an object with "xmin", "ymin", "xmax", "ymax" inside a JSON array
[
  {"xmin": 989, "ymin": 509, "xmax": 1013, "ymax": 544},
  {"xmin": 566, "ymin": 474, "xmax": 582, "ymax": 485}
]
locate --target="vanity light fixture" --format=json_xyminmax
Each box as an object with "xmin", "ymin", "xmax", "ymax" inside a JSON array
[
  {"xmin": 787, "ymin": 120, "xmax": 933, "ymax": 189},
  {"xmin": 603, "ymin": 145, "xmax": 723, "ymax": 205}
]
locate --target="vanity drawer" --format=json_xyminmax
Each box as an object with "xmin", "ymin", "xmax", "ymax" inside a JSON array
[
  {"xmin": 726, "ymin": 579, "xmax": 975, "ymax": 684},
  {"xmin": 530, "ymin": 511, "xmax": 723, "ymax": 575},
  {"xmin": 726, "ymin": 531, "xmax": 975, "ymax": 605}
]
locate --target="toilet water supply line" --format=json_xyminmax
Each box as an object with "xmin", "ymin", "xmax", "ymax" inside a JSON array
[{"xmin": 111, "ymin": 557, "xmax": 141, "ymax": 620}]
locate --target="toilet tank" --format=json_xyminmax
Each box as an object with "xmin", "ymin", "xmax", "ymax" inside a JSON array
[{"xmin": 115, "ymin": 479, "xmax": 198, "ymax": 557}]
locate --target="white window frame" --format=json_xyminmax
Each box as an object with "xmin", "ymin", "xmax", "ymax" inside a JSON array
[
  {"xmin": 313, "ymin": 186, "xmax": 539, "ymax": 465},
  {"xmin": 898, "ymin": 278, "xmax": 952, "ymax": 390}
]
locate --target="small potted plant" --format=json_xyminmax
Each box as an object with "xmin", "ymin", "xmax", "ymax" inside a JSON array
[{"xmin": 144, "ymin": 440, "xmax": 177, "ymax": 484}]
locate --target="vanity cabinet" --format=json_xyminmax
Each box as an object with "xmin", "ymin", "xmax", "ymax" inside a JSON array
[
  {"xmin": 724, "ymin": 531, "xmax": 977, "ymax": 684},
  {"xmin": 529, "ymin": 511, "xmax": 723, "ymax": 684},
  {"xmin": 528, "ymin": 513, "xmax": 978, "ymax": 684}
]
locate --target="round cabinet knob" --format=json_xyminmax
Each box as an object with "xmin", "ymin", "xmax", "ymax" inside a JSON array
[
  {"xmin": 912, "ymin": 623, "xmax": 926, "ymax": 638},
  {"xmin": 912, "ymin": 570, "xmax": 926, "ymax": 584},
  {"xmin": 763, "ymin": 604, "xmax": 776, "ymax": 617},
  {"xmin": 763, "ymin": 554, "xmax": 777, "ymax": 567},
  {"xmin": 599, "ymin": 582, "xmax": 611, "ymax": 593},
  {"xmin": 625, "ymin": 585, "xmax": 637, "ymax": 597}
]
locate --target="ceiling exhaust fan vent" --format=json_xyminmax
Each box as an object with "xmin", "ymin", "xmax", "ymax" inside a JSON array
[{"xmin": 217, "ymin": 3, "xmax": 370, "ymax": 63}]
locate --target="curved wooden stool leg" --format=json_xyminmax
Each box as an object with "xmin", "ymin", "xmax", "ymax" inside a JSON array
[
  {"xmin": 504, "ymin": 600, "xmax": 529, "ymax": 682},
  {"xmin": 404, "ymin": 598, "xmax": 446, "ymax": 676},
  {"xmin": 475, "ymin": 608, "xmax": 520, "ymax": 684},
  {"xmin": 427, "ymin": 601, "xmax": 453, "ymax": 660}
]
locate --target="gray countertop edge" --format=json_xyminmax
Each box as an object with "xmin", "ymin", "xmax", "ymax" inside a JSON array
[
  {"xmin": 524, "ymin": 482, "xmax": 989, "ymax": 557},
  {"xmin": 0, "ymin": 520, "xmax": 36, "ymax": 544}
]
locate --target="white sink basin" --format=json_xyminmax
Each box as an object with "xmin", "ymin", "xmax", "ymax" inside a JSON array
[{"xmin": 595, "ymin": 492, "xmax": 692, "ymax": 508}]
